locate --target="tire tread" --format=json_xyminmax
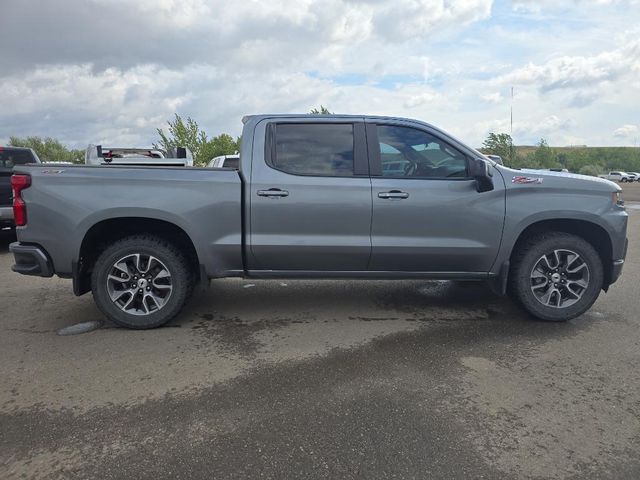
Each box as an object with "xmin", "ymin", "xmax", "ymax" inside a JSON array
[
  {"xmin": 509, "ymin": 232, "xmax": 603, "ymax": 321},
  {"xmin": 91, "ymin": 235, "xmax": 193, "ymax": 329}
]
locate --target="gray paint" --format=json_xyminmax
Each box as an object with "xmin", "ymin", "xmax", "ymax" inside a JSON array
[
  {"xmin": 365, "ymin": 117, "xmax": 506, "ymax": 272},
  {"xmin": 11, "ymin": 114, "xmax": 628, "ymax": 293},
  {"xmin": 249, "ymin": 117, "xmax": 371, "ymax": 271},
  {"xmin": 15, "ymin": 166, "xmax": 242, "ymax": 277}
]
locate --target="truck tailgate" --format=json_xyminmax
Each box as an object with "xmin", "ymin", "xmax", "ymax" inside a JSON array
[{"xmin": 0, "ymin": 168, "xmax": 12, "ymax": 206}]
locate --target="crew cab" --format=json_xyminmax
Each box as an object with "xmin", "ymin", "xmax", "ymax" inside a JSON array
[
  {"xmin": 9, "ymin": 115, "xmax": 628, "ymax": 328},
  {"xmin": 1, "ymin": 146, "xmax": 41, "ymax": 230}
]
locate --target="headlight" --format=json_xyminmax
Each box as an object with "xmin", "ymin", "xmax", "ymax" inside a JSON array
[{"xmin": 613, "ymin": 191, "xmax": 624, "ymax": 207}]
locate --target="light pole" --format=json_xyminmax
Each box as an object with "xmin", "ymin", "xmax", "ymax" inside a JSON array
[{"xmin": 510, "ymin": 86, "xmax": 514, "ymax": 165}]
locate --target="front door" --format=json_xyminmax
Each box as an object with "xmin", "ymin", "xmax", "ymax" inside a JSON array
[
  {"xmin": 249, "ymin": 119, "xmax": 372, "ymax": 272},
  {"xmin": 367, "ymin": 122, "xmax": 505, "ymax": 273}
]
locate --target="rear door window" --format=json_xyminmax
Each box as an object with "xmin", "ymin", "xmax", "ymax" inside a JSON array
[{"xmin": 271, "ymin": 124, "xmax": 355, "ymax": 176}]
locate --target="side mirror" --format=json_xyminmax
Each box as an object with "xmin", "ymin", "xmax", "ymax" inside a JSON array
[{"xmin": 469, "ymin": 157, "xmax": 494, "ymax": 193}]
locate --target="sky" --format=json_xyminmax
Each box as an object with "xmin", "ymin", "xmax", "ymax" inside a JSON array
[{"xmin": 1, "ymin": 0, "xmax": 639, "ymax": 149}]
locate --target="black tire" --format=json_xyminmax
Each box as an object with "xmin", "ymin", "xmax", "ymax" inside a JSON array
[
  {"xmin": 91, "ymin": 235, "xmax": 192, "ymax": 329},
  {"xmin": 509, "ymin": 232, "xmax": 603, "ymax": 321}
]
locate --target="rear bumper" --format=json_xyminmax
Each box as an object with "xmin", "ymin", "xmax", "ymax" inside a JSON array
[
  {"xmin": 0, "ymin": 206, "xmax": 13, "ymax": 227},
  {"xmin": 10, "ymin": 242, "xmax": 54, "ymax": 277}
]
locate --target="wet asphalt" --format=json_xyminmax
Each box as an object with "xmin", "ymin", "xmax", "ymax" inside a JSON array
[{"xmin": 0, "ymin": 207, "xmax": 638, "ymax": 479}]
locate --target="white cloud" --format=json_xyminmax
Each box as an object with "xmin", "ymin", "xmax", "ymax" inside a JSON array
[
  {"xmin": 0, "ymin": 0, "xmax": 496, "ymax": 147},
  {"xmin": 480, "ymin": 92, "xmax": 504, "ymax": 104},
  {"xmin": 403, "ymin": 92, "xmax": 440, "ymax": 108},
  {"xmin": 494, "ymin": 39, "xmax": 640, "ymax": 92},
  {"xmin": 475, "ymin": 115, "xmax": 573, "ymax": 145},
  {"xmin": 512, "ymin": 0, "xmax": 640, "ymax": 12},
  {"xmin": 0, "ymin": 0, "xmax": 639, "ymax": 149},
  {"xmin": 0, "ymin": 0, "xmax": 493, "ymax": 74},
  {"xmin": 613, "ymin": 124, "xmax": 640, "ymax": 138}
]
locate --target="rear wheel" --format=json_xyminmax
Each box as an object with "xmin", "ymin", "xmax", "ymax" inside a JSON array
[
  {"xmin": 91, "ymin": 235, "xmax": 192, "ymax": 329},
  {"xmin": 509, "ymin": 232, "xmax": 603, "ymax": 321}
]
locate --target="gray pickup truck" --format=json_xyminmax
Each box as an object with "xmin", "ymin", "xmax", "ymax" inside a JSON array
[{"xmin": 9, "ymin": 115, "xmax": 628, "ymax": 328}]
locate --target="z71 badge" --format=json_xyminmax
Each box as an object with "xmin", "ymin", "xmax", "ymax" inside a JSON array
[{"xmin": 512, "ymin": 176, "xmax": 543, "ymax": 184}]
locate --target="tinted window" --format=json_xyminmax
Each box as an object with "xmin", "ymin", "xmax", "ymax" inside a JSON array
[
  {"xmin": 0, "ymin": 149, "xmax": 34, "ymax": 168},
  {"xmin": 224, "ymin": 157, "xmax": 239, "ymax": 169},
  {"xmin": 273, "ymin": 124, "xmax": 354, "ymax": 176},
  {"xmin": 376, "ymin": 125, "xmax": 468, "ymax": 179}
]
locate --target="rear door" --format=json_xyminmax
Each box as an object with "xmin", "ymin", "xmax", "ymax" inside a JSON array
[
  {"xmin": 367, "ymin": 120, "xmax": 505, "ymax": 273},
  {"xmin": 248, "ymin": 118, "xmax": 372, "ymax": 272}
]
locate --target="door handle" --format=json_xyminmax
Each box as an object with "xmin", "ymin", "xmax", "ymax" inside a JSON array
[
  {"xmin": 257, "ymin": 188, "xmax": 289, "ymax": 198},
  {"xmin": 378, "ymin": 190, "xmax": 409, "ymax": 199}
]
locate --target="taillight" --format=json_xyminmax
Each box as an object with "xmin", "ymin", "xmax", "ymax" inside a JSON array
[{"xmin": 11, "ymin": 174, "xmax": 31, "ymax": 226}]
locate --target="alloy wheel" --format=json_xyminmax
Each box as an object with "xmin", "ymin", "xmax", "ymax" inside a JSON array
[
  {"xmin": 106, "ymin": 253, "xmax": 173, "ymax": 315},
  {"xmin": 530, "ymin": 249, "xmax": 590, "ymax": 308}
]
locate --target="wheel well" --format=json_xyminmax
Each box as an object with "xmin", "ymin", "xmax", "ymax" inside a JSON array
[
  {"xmin": 510, "ymin": 219, "xmax": 613, "ymax": 288},
  {"xmin": 75, "ymin": 218, "xmax": 200, "ymax": 295}
]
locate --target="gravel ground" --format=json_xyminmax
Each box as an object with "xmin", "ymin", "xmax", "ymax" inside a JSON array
[
  {"xmin": 620, "ymin": 181, "xmax": 640, "ymax": 202},
  {"xmin": 0, "ymin": 207, "xmax": 638, "ymax": 479}
]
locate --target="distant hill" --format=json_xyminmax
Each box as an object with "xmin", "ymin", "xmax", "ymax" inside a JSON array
[
  {"xmin": 481, "ymin": 145, "xmax": 640, "ymax": 175},
  {"xmin": 515, "ymin": 145, "xmax": 640, "ymax": 157}
]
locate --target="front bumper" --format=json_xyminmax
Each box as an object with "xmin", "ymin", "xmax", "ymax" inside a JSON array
[
  {"xmin": 610, "ymin": 237, "xmax": 628, "ymax": 285},
  {"xmin": 10, "ymin": 242, "xmax": 54, "ymax": 277}
]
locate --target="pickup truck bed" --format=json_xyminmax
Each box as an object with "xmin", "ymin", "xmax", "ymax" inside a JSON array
[
  {"xmin": 16, "ymin": 166, "xmax": 242, "ymax": 279},
  {"xmin": 9, "ymin": 114, "xmax": 628, "ymax": 329}
]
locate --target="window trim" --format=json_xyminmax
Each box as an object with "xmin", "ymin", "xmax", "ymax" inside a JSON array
[
  {"xmin": 264, "ymin": 121, "xmax": 369, "ymax": 178},
  {"xmin": 366, "ymin": 122, "xmax": 473, "ymax": 181}
]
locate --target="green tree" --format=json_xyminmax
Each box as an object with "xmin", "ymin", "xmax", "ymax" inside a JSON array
[
  {"xmin": 481, "ymin": 133, "xmax": 513, "ymax": 163},
  {"xmin": 309, "ymin": 105, "xmax": 333, "ymax": 114},
  {"xmin": 578, "ymin": 164, "xmax": 602, "ymax": 177},
  {"xmin": 8, "ymin": 136, "xmax": 84, "ymax": 163},
  {"xmin": 565, "ymin": 149, "xmax": 591, "ymax": 172},
  {"xmin": 155, "ymin": 114, "xmax": 241, "ymax": 166},
  {"xmin": 531, "ymin": 138, "xmax": 559, "ymax": 168},
  {"xmin": 200, "ymin": 133, "xmax": 241, "ymax": 162},
  {"xmin": 154, "ymin": 114, "xmax": 209, "ymax": 165}
]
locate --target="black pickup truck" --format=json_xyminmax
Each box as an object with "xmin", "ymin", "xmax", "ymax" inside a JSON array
[{"xmin": 0, "ymin": 146, "xmax": 41, "ymax": 230}]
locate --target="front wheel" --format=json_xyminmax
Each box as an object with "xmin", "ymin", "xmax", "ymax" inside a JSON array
[
  {"xmin": 91, "ymin": 235, "xmax": 192, "ymax": 329},
  {"xmin": 509, "ymin": 232, "xmax": 603, "ymax": 321}
]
